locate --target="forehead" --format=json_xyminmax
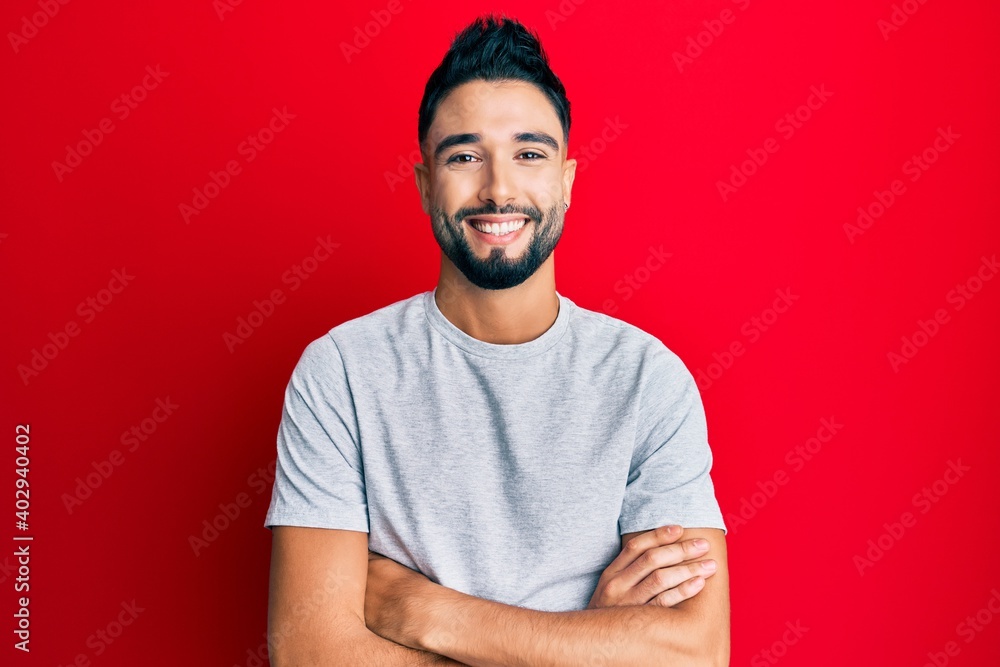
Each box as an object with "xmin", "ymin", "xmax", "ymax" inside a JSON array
[{"xmin": 429, "ymin": 79, "xmax": 561, "ymax": 147}]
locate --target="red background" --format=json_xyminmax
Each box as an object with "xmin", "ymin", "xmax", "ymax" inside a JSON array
[{"xmin": 4, "ymin": 0, "xmax": 999, "ymax": 664}]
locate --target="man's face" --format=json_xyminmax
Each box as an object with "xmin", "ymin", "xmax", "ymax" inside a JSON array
[{"xmin": 416, "ymin": 79, "xmax": 576, "ymax": 291}]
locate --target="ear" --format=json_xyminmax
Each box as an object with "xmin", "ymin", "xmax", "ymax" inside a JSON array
[
  {"xmin": 414, "ymin": 162, "xmax": 431, "ymax": 215},
  {"xmin": 561, "ymin": 157, "xmax": 577, "ymax": 209}
]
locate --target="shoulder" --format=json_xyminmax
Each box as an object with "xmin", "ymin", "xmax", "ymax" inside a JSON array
[
  {"xmin": 329, "ymin": 290, "xmax": 426, "ymax": 344},
  {"xmin": 565, "ymin": 295, "xmax": 691, "ymax": 380},
  {"xmin": 304, "ymin": 291, "xmax": 427, "ymax": 355},
  {"xmin": 291, "ymin": 291, "xmax": 428, "ymax": 380}
]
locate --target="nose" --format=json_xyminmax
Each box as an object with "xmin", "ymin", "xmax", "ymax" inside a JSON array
[{"xmin": 479, "ymin": 157, "xmax": 517, "ymax": 209}]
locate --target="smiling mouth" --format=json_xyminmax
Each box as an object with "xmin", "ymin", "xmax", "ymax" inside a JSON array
[{"xmin": 466, "ymin": 217, "xmax": 530, "ymax": 236}]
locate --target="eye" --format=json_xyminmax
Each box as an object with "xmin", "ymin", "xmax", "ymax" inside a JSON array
[
  {"xmin": 447, "ymin": 153, "xmax": 477, "ymax": 164},
  {"xmin": 520, "ymin": 151, "xmax": 546, "ymax": 160}
]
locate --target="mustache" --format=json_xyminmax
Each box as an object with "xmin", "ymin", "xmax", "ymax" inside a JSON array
[{"xmin": 452, "ymin": 203, "xmax": 543, "ymax": 223}]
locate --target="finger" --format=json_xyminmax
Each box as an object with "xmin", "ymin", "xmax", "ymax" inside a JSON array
[
  {"xmin": 606, "ymin": 525, "xmax": 685, "ymax": 576},
  {"xmin": 631, "ymin": 558, "xmax": 716, "ymax": 605},
  {"xmin": 648, "ymin": 575, "xmax": 707, "ymax": 608},
  {"xmin": 611, "ymin": 538, "xmax": 712, "ymax": 597}
]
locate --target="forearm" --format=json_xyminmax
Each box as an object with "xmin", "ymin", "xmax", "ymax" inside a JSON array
[
  {"xmin": 355, "ymin": 629, "xmax": 469, "ymax": 667},
  {"xmin": 271, "ymin": 623, "xmax": 469, "ymax": 666},
  {"xmin": 416, "ymin": 588, "xmax": 710, "ymax": 667}
]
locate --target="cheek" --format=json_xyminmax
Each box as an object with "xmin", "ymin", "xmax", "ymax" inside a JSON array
[
  {"xmin": 526, "ymin": 183, "xmax": 564, "ymax": 212},
  {"xmin": 435, "ymin": 174, "xmax": 482, "ymax": 207},
  {"xmin": 522, "ymin": 167, "xmax": 565, "ymax": 202}
]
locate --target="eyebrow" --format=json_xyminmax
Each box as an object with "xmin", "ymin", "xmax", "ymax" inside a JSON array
[{"xmin": 434, "ymin": 131, "xmax": 561, "ymax": 160}]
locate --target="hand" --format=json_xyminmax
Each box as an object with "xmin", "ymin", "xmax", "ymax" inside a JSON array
[
  {"xmin": 364, "ymin": 550, "xmax": 430, "ymax": 649},
  {"xmin": 587, "ymin": 525, "xmax": 716, "ymax": 609}
]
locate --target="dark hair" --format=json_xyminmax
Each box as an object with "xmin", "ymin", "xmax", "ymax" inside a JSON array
[{"xmin": 417, "ymin": 13, "xmax": 571, "ymax": 154}]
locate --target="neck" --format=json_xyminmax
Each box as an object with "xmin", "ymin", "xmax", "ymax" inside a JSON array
[{"xmin": 434, "ymin": 258, "xmax": 558, "ymax": 345}]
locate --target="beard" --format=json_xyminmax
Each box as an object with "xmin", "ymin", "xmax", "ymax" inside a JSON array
[{"xmin": 430, "ymin": 199, "xmax": 564, "ymax": 291}]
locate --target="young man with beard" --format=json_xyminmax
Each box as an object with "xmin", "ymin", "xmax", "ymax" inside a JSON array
[{"xmin": 265, "ymin": 13, "xmax": 729, "ymax": 666}]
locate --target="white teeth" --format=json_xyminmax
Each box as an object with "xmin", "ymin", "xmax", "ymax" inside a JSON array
[{"xmin": 471, "ymin": 219, "xmax": 526, "ymax": 235}]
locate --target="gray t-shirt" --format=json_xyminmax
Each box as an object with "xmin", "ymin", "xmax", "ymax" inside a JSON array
[{"xmin": 264, "ymin": 288, "xmax": 726, "ymax": 612}]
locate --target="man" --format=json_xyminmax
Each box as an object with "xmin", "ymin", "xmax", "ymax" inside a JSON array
[{"xmin": 265, "ymin": 13, "xmax": 729, "ymax": 666}]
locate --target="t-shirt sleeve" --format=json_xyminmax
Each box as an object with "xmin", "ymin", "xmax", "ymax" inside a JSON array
[
  {"xmin": 263, "ymin": 333, "xmax": 369, "ymax": 532},
  {"xmin": 619, "ymin": 343, "xmax": 727, "ymax": 536}
]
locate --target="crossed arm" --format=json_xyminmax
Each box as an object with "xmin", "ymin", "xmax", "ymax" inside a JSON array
[{"xmin": 268, "ymin": 525, "xmax": 729, "ymax": 666}]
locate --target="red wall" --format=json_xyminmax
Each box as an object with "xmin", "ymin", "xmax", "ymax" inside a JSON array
[{"xmin": 4, "ymin": 0, "xmax": 999, "ymax": 664}]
